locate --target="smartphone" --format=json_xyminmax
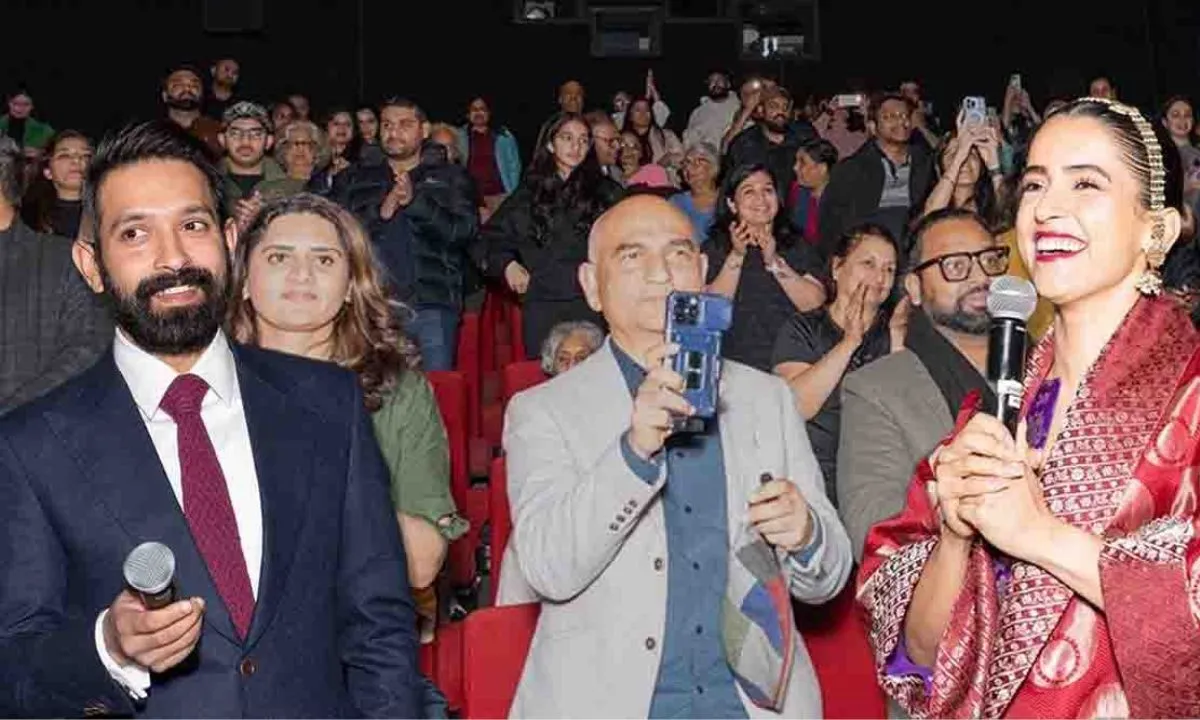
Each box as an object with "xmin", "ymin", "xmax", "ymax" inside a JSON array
[
  {"xmin": 665, "ymin": 291, "xmax": 733, "ymax": 420},
  {"xmin": 834, "ymin": 93, "xmax": 864, "ymax": 109},
  {"xmin": 1009, "ymin": 73, "xmax": 1022, "ymax": 91},
  {"xmin": 986, "ymin": 106, "xmax": 999, "ymax": 124},
  {"xmin": 963, "ymin": 96, "xmax": 987, "ymax": 127}
]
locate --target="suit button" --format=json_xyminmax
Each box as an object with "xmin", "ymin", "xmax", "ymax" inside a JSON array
[
  {"xmin": 644, "ymin": 637, "xmax": 657, "ymax": 651},
  {"xmin": 616, "ymin": 514, "xmax": 626, "ymax": 523},
  {"xmin": 608, "ymin": 523, "xmax": 620, "ymax": 532},
  {"xmin": 239, "ymin": 658, "xmax": 257, "ymax": 677},
  {"xmin": 653, "ymin": 557, "xmax": 664, "ymax": 571}
]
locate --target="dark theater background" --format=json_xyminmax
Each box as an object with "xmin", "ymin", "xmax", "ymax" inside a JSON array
[{"xmin": 4, "ymin": 0, "xmax": 1199, "ymax": 147}]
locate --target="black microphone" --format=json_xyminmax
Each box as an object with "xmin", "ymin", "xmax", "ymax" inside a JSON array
[
  {"xmin": 123, "ymin": 542, "xmax": 178, "ymax": 610},
  {"xmin": 985, "ymin": 275, "xmax": 1038, "ymax": 437}
]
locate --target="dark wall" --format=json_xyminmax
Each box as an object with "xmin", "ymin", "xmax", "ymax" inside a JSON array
[{"xmin": 4, "ymin": 0, "xmax": 1196, "ymax": 149}]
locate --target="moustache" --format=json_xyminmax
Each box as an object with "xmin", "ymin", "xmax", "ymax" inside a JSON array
[{"xmin": 136, "ymin": 266, "xmax": 218, "ymax": 304}]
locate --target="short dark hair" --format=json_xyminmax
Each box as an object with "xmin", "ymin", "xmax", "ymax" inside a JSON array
[
  {"xmin": 907, "ymin": 208, "xmax": 992, "ymax": 271},
  {"xmin": 162, "ymin": 64, "xmax": 203, "ymax": 89},
  {"xmin": 0, "ymin": 137, "xmax": 25, "ymax": 208},
  {"xmin": 84, "ymin": 120, "xmax": 228, "ymax": 244},
  {"xmin": 379, "ymin": 97, "xmax": 427, "ymax": 124},
  {"xmin": 799, "ymin": 138, "xmax": 839, "ymax": 168}
]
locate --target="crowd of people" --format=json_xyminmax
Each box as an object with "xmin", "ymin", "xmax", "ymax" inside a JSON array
[{"xmin": 2, "ymin": 56, "xmax": 1200, "ymax": 718}]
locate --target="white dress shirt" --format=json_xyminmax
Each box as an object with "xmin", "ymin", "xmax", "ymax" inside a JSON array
[{"xmin": 94, "ymin": 329, "xmax": 263, "ymax": 698}]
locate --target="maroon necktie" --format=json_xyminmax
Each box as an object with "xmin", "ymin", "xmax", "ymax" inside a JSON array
[{"xmin": 160, "ymin": 373, "xmax": 255, "ymax": 639}]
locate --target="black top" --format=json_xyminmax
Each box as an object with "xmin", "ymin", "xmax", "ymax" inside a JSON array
[
  {"xmin": 704, "ymin": 240, "xmax": 825, "ymax": 373},
  {"xmin": 50, "ymin": 199, "xmax": 81, "ymax": 240},
  {"xmin": 772, "ymin": 308, "xmax": 890, "ymax": 499}
]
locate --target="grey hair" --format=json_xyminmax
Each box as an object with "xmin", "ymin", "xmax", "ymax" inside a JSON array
[
  {"xmin": 0, "ymin": 137, "xmax": 24, "ymax": 207},
  {"xmin": 683, "ymin": 141, "xmax": 719, "ymax": 168},
  {"xmin": 540, "ymin": 320, "xmax": 605, "ymax": 375},
  {"xmin": 276, "ymin": 120, "xmax": 328, "ymax": 167}
]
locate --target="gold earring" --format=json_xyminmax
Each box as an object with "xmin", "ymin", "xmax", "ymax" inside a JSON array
[{"xmin": 1135, "ymin": 219, "xmax": 1166, "ymax": 296}]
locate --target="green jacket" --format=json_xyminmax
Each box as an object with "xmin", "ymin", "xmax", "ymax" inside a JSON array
[
  {"xmin": 371, "ymin": 370, "xmax": 467, "ymax": 540},
  {"xmin": 0, "ymin": 115, "xmax": 55, "ymax": 149},
  {"xmin": 221, "ymin": 157, "xmax": 305, "ymax": 213}
]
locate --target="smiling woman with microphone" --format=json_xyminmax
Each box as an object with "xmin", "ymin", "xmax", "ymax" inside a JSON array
[{"xmin": 858, "ymin": 97, "xmax": 1200, "ymax": 719}]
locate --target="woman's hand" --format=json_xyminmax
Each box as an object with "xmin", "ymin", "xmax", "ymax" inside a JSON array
[
  {"xmin": 504, "ymin": 261, "xmax": 531, "ymax": 295},
  {"xmin": 930, "ymin": 413, "xmax": 1023, "ymax": 540},
  {"xmin": 957, "ymin": 420, "xmax": 1058, "ymax": 559},
  {"xmin": 755, "ymin": 225, "xmax": 777, "ymax": 263},
  {"xmin": 731, "ymin": 220, "xmax": 754, "ymax": 256},
  {"xmin": 975, "ymin": 126, "xmax": 1002, "ymax": 173},
  {"xmin": 842, "ymin": 285, "xmax": 870, "ymax": 345},
  {"xmin": 888, "ymin": 295, "xmax": 910, "ymax": 352}
]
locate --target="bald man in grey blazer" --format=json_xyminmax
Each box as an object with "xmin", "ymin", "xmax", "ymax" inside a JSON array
[{"xmin": 498, "ymin": 196, "xmax": 852, "ymax": 719}]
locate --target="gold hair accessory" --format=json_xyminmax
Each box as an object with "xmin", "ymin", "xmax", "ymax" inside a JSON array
[{"xmin": 1082, "ymin": 97, "xmax": 1167, "ymax": 294}]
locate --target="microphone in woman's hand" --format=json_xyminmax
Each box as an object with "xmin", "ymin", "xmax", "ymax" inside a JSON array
[{"xmin": 986, "ymin": 275, "xmax": 1038, "ymax": 437}]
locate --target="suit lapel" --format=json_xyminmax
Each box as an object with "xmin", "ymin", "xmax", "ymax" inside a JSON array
[
  {"xmin": 235, "ymin": 352, "xmax": 313, "ymax": 649},
  {"xmin": 44, "ymin": 354, "xmax": 240, "ymax": 644}
]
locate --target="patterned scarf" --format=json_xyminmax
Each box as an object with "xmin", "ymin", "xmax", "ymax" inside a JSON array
[{"xmin": 723, "ymin": 517, "xmax": 795, "ymax": 710}]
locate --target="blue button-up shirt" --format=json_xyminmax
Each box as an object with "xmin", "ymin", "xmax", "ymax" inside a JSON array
[{"xmin": 612, "ymin": 344, "xmax": 748, "ymax": 719}]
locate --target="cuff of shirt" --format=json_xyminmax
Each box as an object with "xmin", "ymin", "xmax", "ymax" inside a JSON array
[
  {"xmin": 787, "ymin": 508, "xmax": 824, "ymax": 567},
  {"xmin": 620, "ymin": 431, "xmax": 663, "ymax": 484},
  {"xmin": 95, "ymin": 610, "xmax": 150, "ymax": 700}
]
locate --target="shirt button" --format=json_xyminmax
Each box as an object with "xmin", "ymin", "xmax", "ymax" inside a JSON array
[
  {"xmin": 695, "ymin": 624, "xmax": 703, "ymax": 635},
  {"xmin": 644, "ymin": 637, "xmax": 657, "ymax": 651},
  {"xmin": 696, "ymin": 685, "xmax": 705, "ymax": 694},
  {"xmin": 673, "ymin": 450, "xmax": 685, "ymax": 458},
  {"xmin": 684, "ymin": 505, "xmax": 693, "ymax": 514},
  {"xmin": 239, "ymin": 658, "xmax": 257, "ymax": 677},
  {"xmin": 653, "ymin": 557, "xmax": 664, "ymax": 571},
  {"xmin": 692, "ymin": 561, "xmax": 700, "ymax": 571}
]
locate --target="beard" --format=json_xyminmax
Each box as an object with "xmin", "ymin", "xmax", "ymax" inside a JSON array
[
  {"xmin": 100, "ymin": 261, "xmax": 229, "ymax": 355},
  {"xmin": 708, "ymin": 87, "xmax": 730, "ymax": 101},
  {"xmin": 764, "ymin": 115, "xmax": 789, "ymax": 133},
  {"xmin": 165, "ymin": 95, "xmax": 202, "ymax": 112},
  {"xmin": 929, "ymin": 290, "xmax": 990, "ymax": 335}
]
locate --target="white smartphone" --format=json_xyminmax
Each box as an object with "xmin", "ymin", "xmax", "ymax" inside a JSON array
[
  {"xmin": 1009, "ymin": 73, "xmax": 1022, "ymax": 91},
  {"xmin": 963, "ymin": 96, "xmax": 987, "ymax": 127},
  {"xmin": 834, "ymin": 93, "xmax": 864, "ymax": 108}
]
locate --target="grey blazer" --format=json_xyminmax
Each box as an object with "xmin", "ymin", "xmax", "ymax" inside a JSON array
[
  {"xmin": 497, "ymin": 343, "xmax": 852, "ymax": 719},
  {"xmin": 836, "ymin": 350, "xmax": 955, "ymax": 561}
]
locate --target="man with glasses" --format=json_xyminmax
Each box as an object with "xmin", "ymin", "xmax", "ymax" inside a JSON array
[
  {"xmin": 217, "ymin": 102, "xmax": 300, "ymax": 230},
  {"xmin": 836, "ymin": 207, "xmax": 1004, "ymax": 561}
]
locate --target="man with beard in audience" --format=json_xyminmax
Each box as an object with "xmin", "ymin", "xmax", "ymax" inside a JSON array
[
  {"xmin": 836, "ymin": 208, "xmax": 1003, "ymax": 558},
  {"xmin": 161, "ymin": 65, "xmax": 222, "ymax": 157},
  {"xmin": 683, "ymin": 71, "xmax": 741, "ymax": 151},
  {"xmin": 0, "ymin": 120, "xmax": 420, "ymax": 718},
  {"xmin": 723, "ymin": 85, "xmax": 816, "ymax": 200}
]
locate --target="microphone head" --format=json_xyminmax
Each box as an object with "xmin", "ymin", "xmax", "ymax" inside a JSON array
[
  {"xmin": 987, "ymin": 275, "xmax": 1038, "ymax": 322},
  {"xmin": 124, "ymin": 542, "xmax": 176, "ymax": 595}
]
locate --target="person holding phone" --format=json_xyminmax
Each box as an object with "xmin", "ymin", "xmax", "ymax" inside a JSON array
[{"xmin": 496, "ymin": 194, "xmax": 851, "ymax": 719}]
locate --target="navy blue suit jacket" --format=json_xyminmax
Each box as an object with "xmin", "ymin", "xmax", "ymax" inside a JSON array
[{"xmin": 0, "ymin": 343, "xmax": 420, "ymax": 718}]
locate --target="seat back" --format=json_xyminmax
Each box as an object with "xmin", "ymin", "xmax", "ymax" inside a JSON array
[
  {"xmin": 797, "ymin": 582, "xmax": 887, "ymax": 719},
  {"xmin": 461, "ymin": 603, "xmax": 540, "ymax": 719},
  {"xmin": 426, "ymin": 370, "xmax": 476, "ymax": 588},
  {"xmin": 455, "ymin": 310, "xmax": 482, "ymax": 439},
  {"xmin": 500, "ymin": 360, "xmax": 548, "ymax": 407}
]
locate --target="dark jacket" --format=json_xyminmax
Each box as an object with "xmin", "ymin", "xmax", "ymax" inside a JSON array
[
  {"xmin": 0, "ymin": 345, "xmax": 421, "ymax": 718},
  {"xmin": 0, "ymin": 222, "xmax": 110, "ymax": 415},
  {"xmin": 335, "ymin": 153, "xmax": 479, "ymax": 309},
  {"xmin": 816, "ymin": 140, "xmax": 935, "ymax": 256},
  {"xmin": 723, "ymin": 120, "xmax": 818, "ymax": 198}
]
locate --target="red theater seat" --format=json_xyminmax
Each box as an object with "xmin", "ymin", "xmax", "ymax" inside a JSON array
[
  {"xmin": 796, "ymin": 582, "xmax": 887, "ymax": 719},
  {"xmin": 426, "ymin": 371, "xmax": 485, "ymax": 587},
  {"xmin": 461, "ymin": 604, "xmax": 540, "ymax": 719},
  {"xmin": 501, "ymin": 360, "xmax": 547, "ymax": 405},
  {"xmin": 487, "ymin": 457, "xmax": 512, "ymax": 605}
]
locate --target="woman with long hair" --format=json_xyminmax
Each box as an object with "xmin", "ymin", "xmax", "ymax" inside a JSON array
[
  {"xmin": 19, "ymin": 130, "xmax": 90, "ymax": 237},
  {"xmin": 772, "ymin": 223, "xmax": 903, "ymax": 496},
  {"xmin": 228, "ymin": 193, "xmax": 465, "ymax": 645},
  {"xmin": 620, "ymin": 96, "xmax": 684, "ymax": 182},
  {"xmin": 859, "ymin": 98, "xmax": 1200, "ymax": 718},
  {"xmin": 482, "ymin": 111, "xmax": 623, "ymax": 355},
  {"xmin": 705, "ymin": 162, "xmax": 826, "ymax": 372}
]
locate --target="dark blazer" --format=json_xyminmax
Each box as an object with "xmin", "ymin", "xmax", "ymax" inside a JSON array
[
  {"xmin": 816, "ymin": 140, "xmax": 935, "ymax": 255},
  {"xmin": 0, "ymin": 344, "xmax": 420, "ymax": 718},
  {"xmin": 0, "ymin": 221, "xmax": 111, "ymax": 415}
]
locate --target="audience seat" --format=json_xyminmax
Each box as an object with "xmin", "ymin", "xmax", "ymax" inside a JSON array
[
  {"xmin": 454, "ymin": 310, "xmax": 481, "ymax": 440},
  {"xmin": 501, "ymin": 360, "xmax": 547, "ymax": 405},
  {"xmin": 487, "ymin": 456, "xmax": 512, "ymax": 605},
  {"xmin": 427, "ymin": 370, "xmax": 486, "ymax": 588},
  {"xmin": 508, "ymin": 301, "xmax": 527, "ymax": 363},
  {"xmin": 795, "ymin": 581, "xmax": 887, "ymax": 719},
  {"xmin": 460, "ymin": 603, "xmax": 540, "ymax": 719}
]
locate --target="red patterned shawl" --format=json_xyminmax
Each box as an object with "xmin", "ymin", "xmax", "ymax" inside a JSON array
[{"xmin": 857, "ymin": 296, "xmax": 1200, "ymax": 718}]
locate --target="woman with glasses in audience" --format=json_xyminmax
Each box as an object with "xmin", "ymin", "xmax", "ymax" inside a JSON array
[
  {"xmin": 539, "ymin": 320, "xmax": 604, "ymax": 377},
  {"xmin": 772, "ymin": 222, "xmax": 902, "ymax": 498},
  {"xmin": 669, "ymin": 141, "xmax": 720, "ymax": 242},
  {"xmin": 620, "ymin": 95, "xmax": 684, "ymax": 183},
  {"xmin": 482, "ymin": 112, "xmax": 622, "ymax": 356},
  {"xmin": 228, "ymin": 194, "xmax": 465, "ymax": 658},
  {"xmin": 860, "ymin": 98, "xmax": 1200, "ymax": 719}
]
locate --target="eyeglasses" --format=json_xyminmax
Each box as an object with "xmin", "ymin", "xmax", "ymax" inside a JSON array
[
  {"xmin": 912, "ymin": 246, "xmax": 1010, "ymax": 282},
  {"xmin": 226, "ymin": 128, "xmax": 267, "ymax": 141}
]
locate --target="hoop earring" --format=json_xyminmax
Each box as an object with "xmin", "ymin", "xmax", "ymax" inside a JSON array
[{"xmin": 1136, "ymin": 219, "xmax": 1167, "ymax": 296}]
